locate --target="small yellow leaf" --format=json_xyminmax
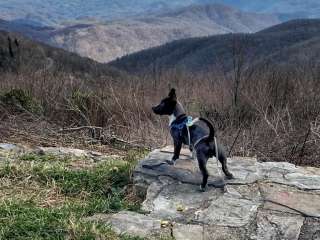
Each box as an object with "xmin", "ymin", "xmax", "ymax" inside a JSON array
[
  {"xmin": 176, "ymin": 204, "xmax": 185, "ymax": 212},
  {"xmin": 160, "ymin": 220, "xmax": 169, "ymax": 227},
  {"xmin": 111, "ymin": 166, "xmax": 119, "ymax": 172}
]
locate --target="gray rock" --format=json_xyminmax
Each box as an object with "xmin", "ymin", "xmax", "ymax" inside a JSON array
[
  {"xmin": 173, "ymin": 224, "xmax": 204, "ymax": 240},
  {"xmin": 262, "ymin": 201, "xmax": 301, "ymax": 215},
  {"xmin": 0, "ymin": 143, "xmax": 26, "ymax": 154},
  {"xmin": 33, "ymin": 146, "xmax": 118, "ymax": 163},
  {"xmin": 197, "ymin": 192, "xmax": 261, "ymax": 227},
  {"xmin": 203, "ymin": 225, "xmax": 254, "ymax": 240},
  {"xmin": 226, "ymin": 157, "xmax": 261, "ymax": 185},
  {"xmin": 258, "ymin": 162, "xmax": 320, "ymax": 190},
  {"xmin": 260, "ymin": 183, "xmax": 320, "ymax": 218},
  {"xmin": 86, "ymin": 211, "xmax": 170, "ymax": 239},
  {"xmin": 258, "ymin": 161, "xmax": 300, "ymax": 179},
  {"xmin": 0, "ymin": 143, "xmax": 19, "ymax": 151},
  {"xmin": 143, "ymin": 182, "xmax": 221, "ymax": 222},
  {"xmin": 135, "ymin": 149, "xmax": 261, "ymax": 193},
  {"xmin": 226, "ymin": 183, "xmax": 262, "ymax": 202},
  {"xmin": 36, "ymin": 147, "xmax": 89, "ymax": 158},
  {"xmin": 142, "ymin": 177, "xmax": 176, "ymax": 213},
  {"xmin": 280, "ymin": 172, "xmax": 320, "ymax": 190},
  {"xmin": 256, "ymin": 210, "xmax": 304, "ymax": 240},
  {"xmin": 56, "ymin": 145, "xmax": 320, "ymax": 239},
  {"xmin": 299, "ymin": 218, "xmax": 320, "ymax": 240}
]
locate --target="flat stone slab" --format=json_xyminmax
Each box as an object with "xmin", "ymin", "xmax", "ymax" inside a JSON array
[
  {"xmin": 89, "ymin": 146, "xmax": 320, "ymax": 239},
  {"xmin": 173, "ymin": 224, "xmax": 204, "ymax": 240},
  {"xmin": 86, "ymin": 211, "xmax": 170, "ymax": 239},
  {"xmin": 34, "ymin": 147, "xmax": 116, "ymax": 162},
  {"xmin": 0, "ymin": 143, "xmax": 27, "ymax": 154},
  {"xmin": 257, "ymin": 210, "xmax": 304, "ymax": 240},
  {"xmin": 86, "ymin": 211, "xmax": 207, "ymax": 240},
  {"xmin": 0, "ymin": 143, "xmax": 119, "ymax": 164},
  {"xmin": 299, "ymin": 218, "xmax": 320, "ymax": 240},
  {"xmin": 198, "ymin": 192, "xmax": 260, "ymax": 227},
  {"xmin": 143, "ymin": 181, "xmax": 222, "ymax": 222},
  {"xmin": 0, "ymin": 144, "xmax": 79, "ymax": 161},
  {"xmin": 135, "ymin": 148, "xmax": 260, "ymax": 189},
  {"xmin": 158, "ymin": 146, "xmax": 261, "ymax": 184},
  {"xmin": 260, "ymin": 183, "xmax": 320, "ymax": 217},
  {"xmin": 135, "ymin": 146, "xmax": 320, "ymax": 192},
  {"xmin": 0, "ymin": 143, "xmax": 20, "ymax": 151},
  {"xmin": 203, "ymin": 225, "xmax": 254, "ymax": 240},
  {"xmin": 258, "ymin": 162, "xmax": 320, "ymax": 190}
]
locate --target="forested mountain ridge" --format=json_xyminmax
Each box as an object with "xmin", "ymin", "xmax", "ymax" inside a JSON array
[{"xmin": 110, "ymin": 19, "xmax": 320, "ymax": 73}]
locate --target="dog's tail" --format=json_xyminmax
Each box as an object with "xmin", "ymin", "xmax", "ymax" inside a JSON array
[{"xmin": 199, "ymin": 117, "xmax": 215, "ymax": 143}]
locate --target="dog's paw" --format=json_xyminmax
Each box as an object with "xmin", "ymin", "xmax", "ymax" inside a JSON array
[
  {"xmin": 166, "ymin": 160, "xmax": 175, "ymax": 165},
  {"xmin": 225, "ymin": 173, "xmax": 234, "ymax": 180},
  {"xmin": 199, "ymin": 185, "xmax": 207, "ymax": 192}
]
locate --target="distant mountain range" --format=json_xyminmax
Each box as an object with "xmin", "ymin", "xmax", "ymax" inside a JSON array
[
  {"xmin": 0, "ymin": 0, "xmax": 319, "ymax": 27},
  {"xmin": 0, "ymin": 4, "xmax": 280, "ymax": 63},
  {"xmin": 110, "ymin": 19, "xmax": 320, "ymax": 73},
  {"xmin": 213, "ymin": 0, "xmax": 320, "ymax": 20},
  {"xmin": 0, "ymin": 1, "xmax": 319, "ymax": 64},
  {"xmin": 0, "ymin": 29, "xmax": 123, "ymax": 79}
]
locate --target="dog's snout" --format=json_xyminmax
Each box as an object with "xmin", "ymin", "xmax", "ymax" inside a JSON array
[{"xmin": 152, "ymin": 105, "xmax": 160, "ymax": 114}]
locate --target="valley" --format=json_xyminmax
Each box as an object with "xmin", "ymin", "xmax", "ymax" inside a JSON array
[{"xmin": 0, "ymin": 4, "xmax": 280, "ymax": 63}]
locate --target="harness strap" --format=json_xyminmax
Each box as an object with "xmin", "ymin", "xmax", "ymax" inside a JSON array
[
  {"xmin": 186, "ymin": 117, "xmax": 199, "ymax": 149},
  {"xmin": 187, "ymin": 127, "xmax": 191, "ymax": 148},
  {"xmin": 186, "ymin": 118, "xmax": 225, "ymax": 186},
  {"xmin": 214, "ymin": 137, "xmax": 225, "ymax": 184},
  {"xmin": 186, "ymin": 117, "xmax": 210, "ymax": 160},
  {"xmin": 169, "ymin": 114, "xmax": 187, "ymax": 130},
  {"xmin": 193, "ymin": 135, "xmax": 209, "ymax": 149}
]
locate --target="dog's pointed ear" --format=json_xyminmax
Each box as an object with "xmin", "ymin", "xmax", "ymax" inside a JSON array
[{"xmin": 168, "ymin": 88, "xmax": 176, "ymax": 100}]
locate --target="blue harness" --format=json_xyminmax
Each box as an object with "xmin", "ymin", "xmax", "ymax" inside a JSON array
[
  {"xmin": 170, "ymin": 116, "xmax": 193, "ymax": 130},
  {"xmin": 170, "ymin": 115, "xmax": 207, "ymax": 151}
]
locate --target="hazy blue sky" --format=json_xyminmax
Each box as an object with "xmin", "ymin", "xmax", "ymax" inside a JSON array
[{"xmin": 0, "ymin": 0, "xmax": 318, "ymax": 26}]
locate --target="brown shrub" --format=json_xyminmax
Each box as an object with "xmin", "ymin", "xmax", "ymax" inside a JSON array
[{"xmin": 0, "ymin": 60, "xmax": 319, "ymax": 167}]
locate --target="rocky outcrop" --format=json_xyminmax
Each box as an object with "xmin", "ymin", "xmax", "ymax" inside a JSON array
[
  {"xmin": 87, "ymin": 146, "xmax": 320, "ymax": 240},
  {"xmin": 0, "ymin": 143, "xmax": 119, "ymax": 166},
  {"xmin": 2, "ymin": 143, "xmax": 318, "ymax": 239}
]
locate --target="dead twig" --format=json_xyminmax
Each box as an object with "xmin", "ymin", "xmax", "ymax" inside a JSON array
[
  {"xmin": 299, "ymin": 127, "xmax": 311, "ymax": 158},
  {"xmin": 58, "ymin": 126, "xmax": 102, "ymax": 133},
  {"xmin": 228, "ymin": 125, "xmax": 242, "ymax": 157},
  {"xmin": 101, "ymin": 134, "xmax": 150, "ymax": 150}
]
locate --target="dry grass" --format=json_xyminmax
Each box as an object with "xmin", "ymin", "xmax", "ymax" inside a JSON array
[
  {"xmin": 0, "ymin": 56, "xmax": 319, "ymax": 167},
  {"xmin": 0, "ymin": 177, "xmax": 74, "ymax": 208},
  {"xmin": 0, "ymin": 148, "xmax": 145, "ymax": 239}
]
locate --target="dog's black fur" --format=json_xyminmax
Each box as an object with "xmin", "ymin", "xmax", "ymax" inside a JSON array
[{"xmin": 152, "ymin": 88, "xmax": 233, "ymax": 191}]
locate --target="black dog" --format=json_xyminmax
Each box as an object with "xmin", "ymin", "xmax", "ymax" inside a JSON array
[{"xmin": 152, "ymin": 88, "xmax": 233, "ymax": 191}]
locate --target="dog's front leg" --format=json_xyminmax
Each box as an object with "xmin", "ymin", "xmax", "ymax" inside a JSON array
[
  {"xmin": 167, "ymin": 129, "xmax": 182, "ymax": 165},
  {"xmin": 172, "ymin": 139, "xmax": 182, "ymax": 162},
  {"xmin": 166, "ymin": 137, "xmax": 182, "ymax": 165}
]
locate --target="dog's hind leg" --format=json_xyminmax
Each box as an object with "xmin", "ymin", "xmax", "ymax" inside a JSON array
[
  {"xmin": 217, "ymin": 148, "xmax": 234, "ymax": 179},
  {"xmin": 196, "ymin": 151, "xmax": 209, "ymax": 191},
  {"xmin": 212, "ymin": 142, "xmax": 234, "ymax": 179},
  {"xmin": 219, "ymin": 155, "xmax": 234, "ymax": 179}
]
